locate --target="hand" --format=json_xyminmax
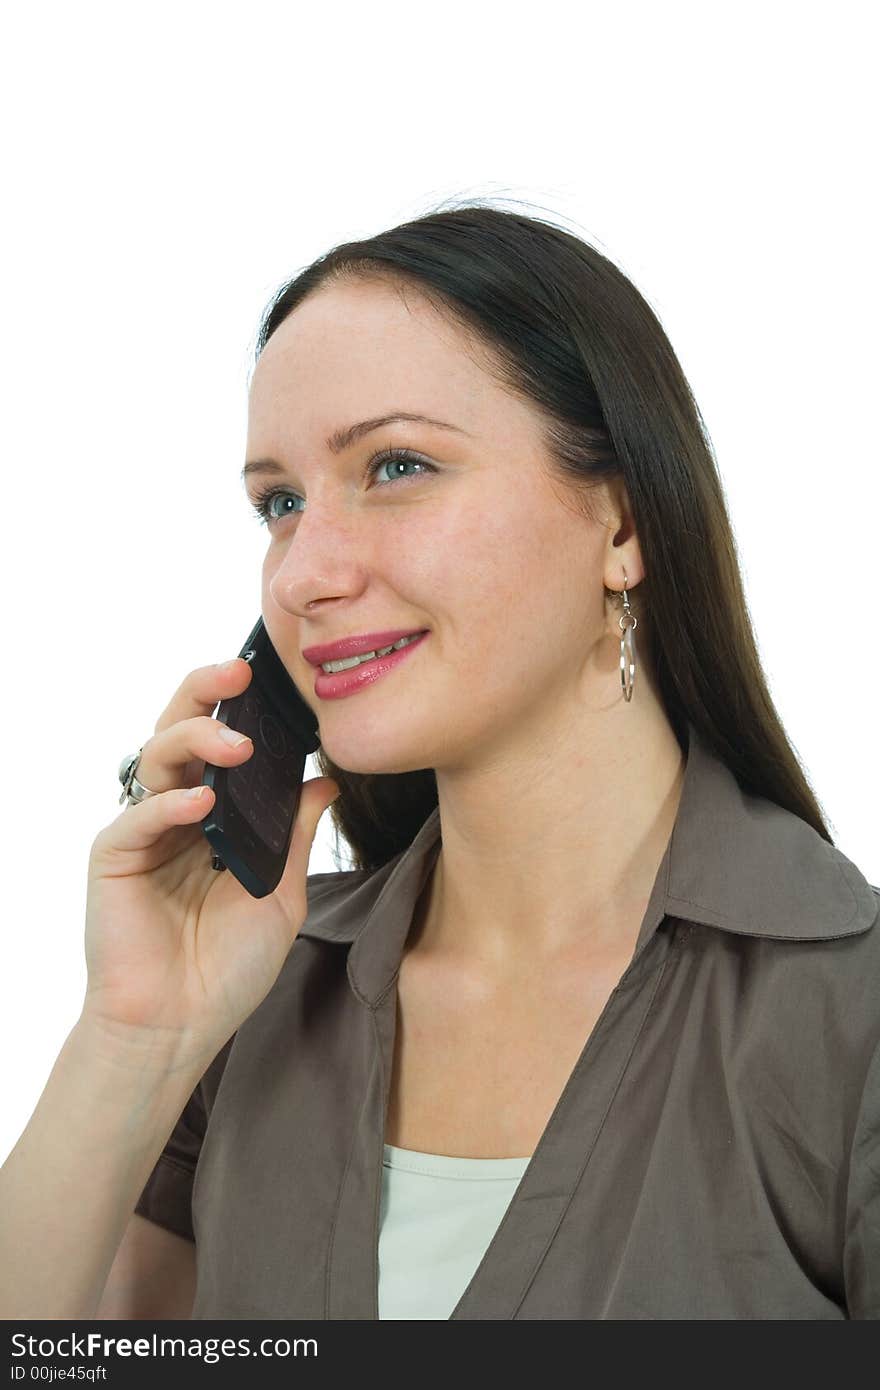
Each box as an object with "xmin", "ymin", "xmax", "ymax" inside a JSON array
[{"xmin": 82, "ymin": 658, "xmax": 338, "ymax": 1068}]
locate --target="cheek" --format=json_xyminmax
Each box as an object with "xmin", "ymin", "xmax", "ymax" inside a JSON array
[
  {"xmin": 426, "ymin": 493, "xmax": 601, "ymax": 680},
  {"xmin": 426, "ymin": 492, "xmax": 581, "ymax": 623},
  {"xmin": 397, "ymin": 502, "xmax": 524, "ymax": 623}
]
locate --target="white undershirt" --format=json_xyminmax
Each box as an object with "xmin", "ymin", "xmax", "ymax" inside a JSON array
[{"xmin": 378, "ymin": 1142, "xmax": 532, "ymax": 1320}]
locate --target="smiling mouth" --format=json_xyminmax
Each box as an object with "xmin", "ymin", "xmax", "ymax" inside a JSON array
[{"xmin": 318, "ymin": 632, "xmax": 426, "ymax": 673}]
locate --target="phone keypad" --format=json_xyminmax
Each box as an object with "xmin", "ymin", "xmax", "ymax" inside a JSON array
[{"xmin": 226, "ymin": 690, "xmax": 305, "ymax": 853}]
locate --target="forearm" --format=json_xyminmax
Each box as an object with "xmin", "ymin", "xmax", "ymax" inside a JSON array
[{"xmin": 0, "ymin": 1014, "xmax": 207, "ymax": 1320}]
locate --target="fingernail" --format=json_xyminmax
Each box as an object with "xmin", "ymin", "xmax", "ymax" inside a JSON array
[
  {"xmin": 219, "ymin": 726, "xmax": 250, "ymax": 747},
  {"xmin": 218, "ymin": 658, "xmax": 239, "ymax": 671}
]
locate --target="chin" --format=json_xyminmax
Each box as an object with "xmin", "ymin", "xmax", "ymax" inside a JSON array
[{"xmin": 318, "ymin": 738, "xmax": 434, "ymax": 779}]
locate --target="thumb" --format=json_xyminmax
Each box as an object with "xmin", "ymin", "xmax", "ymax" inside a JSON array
[
  {"xmin": 288, "ymin": 775, "xmax": 341, "ymax": 860},
  {"xmin": 298, "ymin": 776, "xmax": 342, "ymax": 838},
  {"xmin": 272, "ymin": 777, "xmax": 342, "ymax": 915}
]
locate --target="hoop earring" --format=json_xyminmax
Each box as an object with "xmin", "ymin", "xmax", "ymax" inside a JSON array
[{"xmin": 618, "ymin": 569, "xmax": 638, "ymax": 702}]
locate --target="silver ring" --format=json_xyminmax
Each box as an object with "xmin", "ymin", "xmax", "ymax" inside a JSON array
[{"xmin": 118, "ymin": 748, "xmax": 156, "ymax": 807}]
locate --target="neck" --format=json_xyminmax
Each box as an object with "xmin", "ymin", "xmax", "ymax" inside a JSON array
[{"xmin": 411, "ymin": 681, "xmax": 686, "ymax": 972}]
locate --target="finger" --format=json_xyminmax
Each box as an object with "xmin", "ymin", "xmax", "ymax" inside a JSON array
[
  {"xmin": 153, "ymin": 658, "xmax": 253, "ymax": 737},
  {"xmin": 133, "ymin": 713, "xmax": 255, "ymax": 800},
  {"xmin": 93, "ymin": 783, "xmax": 219, "ymax": 861}
]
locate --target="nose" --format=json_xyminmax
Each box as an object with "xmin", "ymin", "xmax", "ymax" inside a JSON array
[{"xmin": 266, "ymin": 495, "xmax": 372, "ymax": 616}]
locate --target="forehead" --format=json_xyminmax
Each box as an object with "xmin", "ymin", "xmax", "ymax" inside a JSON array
[{"xmin": 246, "ymin": 280, "xmax": 513, "ymax": 445}]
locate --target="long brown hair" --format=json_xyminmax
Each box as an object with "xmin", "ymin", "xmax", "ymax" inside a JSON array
[{"xmin": 254, "ymin": 202, "xmax": 833, "ymax": 873}]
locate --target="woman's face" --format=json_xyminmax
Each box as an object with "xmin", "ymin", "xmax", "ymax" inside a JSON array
[{"xmin": 245, "ymin": 277, "xmax": 633, "ymax": 776}]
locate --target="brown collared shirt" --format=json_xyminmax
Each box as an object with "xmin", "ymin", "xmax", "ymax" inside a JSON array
[{"xmin": 134, "ymin": 723, "xmax": 880, "ymax": 1318}]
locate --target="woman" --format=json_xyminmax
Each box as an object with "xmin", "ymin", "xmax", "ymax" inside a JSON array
[{"xmin": 1, "ymin": 206, "xmax": 877, "ymax": 1320}]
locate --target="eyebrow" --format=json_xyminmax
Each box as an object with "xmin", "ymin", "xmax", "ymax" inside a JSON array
[{"xmin": 241, "ymin": 412, "xmax": 471, "ymax": 484}]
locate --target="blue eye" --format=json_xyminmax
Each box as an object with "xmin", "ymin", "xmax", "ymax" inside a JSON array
[{"xmin": 248, "ymin": 446, "xmax": 437, "ymax": 528}]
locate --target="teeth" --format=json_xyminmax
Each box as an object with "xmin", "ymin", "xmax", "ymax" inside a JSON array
[{"xmin": 320, "ymin": 632, "xmax": 423, "ymax": 674}]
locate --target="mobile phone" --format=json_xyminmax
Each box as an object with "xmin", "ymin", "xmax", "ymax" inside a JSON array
[{"xmin": 200, "ymin": 616, "xmax": 321, "ymax": 898}]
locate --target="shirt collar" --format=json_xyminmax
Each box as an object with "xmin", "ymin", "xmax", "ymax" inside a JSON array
[{"xmin": 300, "ymin": 721, "xmax": 878, "ymax": 1009}]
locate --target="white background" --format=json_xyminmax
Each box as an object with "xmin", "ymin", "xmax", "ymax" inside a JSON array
[{"xmin": 1, "ymin": 0, "xmax": 877, "ymax": 1163}]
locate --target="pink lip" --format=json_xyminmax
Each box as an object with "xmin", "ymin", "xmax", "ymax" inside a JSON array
[
  {"xmin": 313, "ymin": 631, "xmax": 430, "ymax": 700},
  {"xmin": 302, "ymin": 628, "xmax": 429, "ymax": 666}
]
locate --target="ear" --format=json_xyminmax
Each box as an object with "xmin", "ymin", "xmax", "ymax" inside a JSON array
[{"xmin": 602, "ymin": 479, "xmax": 645, "ymax": 592}]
